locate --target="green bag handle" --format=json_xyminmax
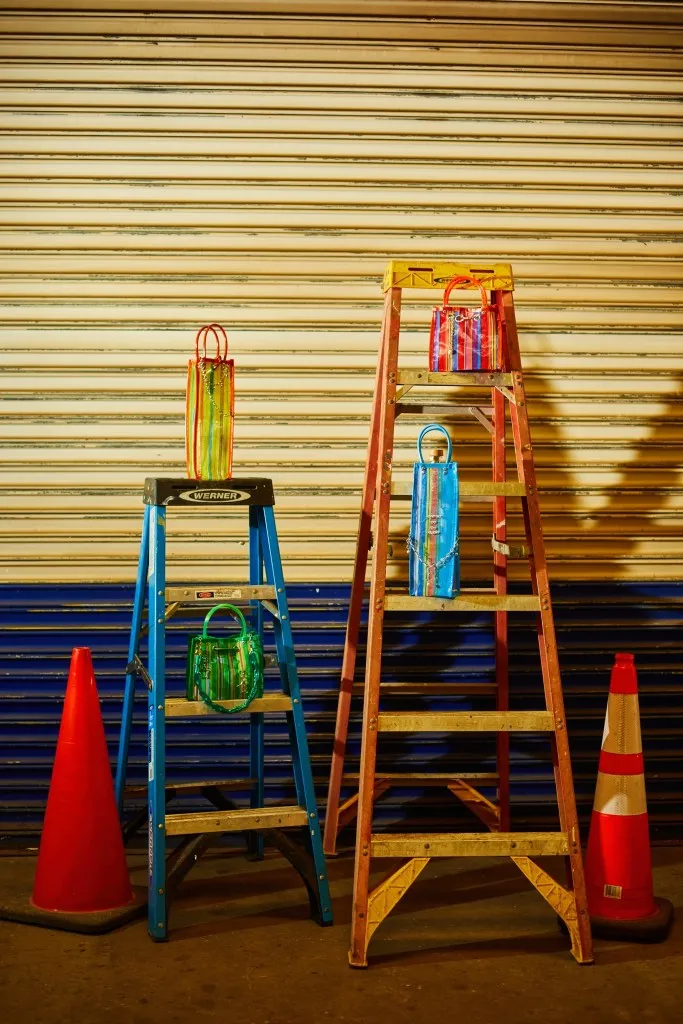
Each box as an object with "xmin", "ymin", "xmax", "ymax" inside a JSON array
[
  {"xmin": 202, "ymin": 602, "xmax": 248, "ymax": 639},
  {"xmin": 193, "ymin": 602, "xmax": 262, "ymax": 715}
]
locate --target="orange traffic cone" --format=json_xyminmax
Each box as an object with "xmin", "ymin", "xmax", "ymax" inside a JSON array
[
  {"xmin": 0, "ymin": 648, "xmax": 145, "ymax": 933},
  {"xmin": 584, "ymin": 653, "xmax": 673, "ymax": 941}
]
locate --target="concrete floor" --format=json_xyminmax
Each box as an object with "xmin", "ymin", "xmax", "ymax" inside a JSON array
[{"xmin": 1, "ymin": 847, "xmax": 681, "ymax": 1024}]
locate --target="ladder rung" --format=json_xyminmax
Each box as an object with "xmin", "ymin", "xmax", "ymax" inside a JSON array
[
  {"xmin": 392, "ymin": 481, "xmax": 526, "ymax": 500},
  {"xmin": 384, "ymin": 592, "xmax": 540, "ymax": 612},
  {"xmin": 370, "ymin": 832, "xmax": 570, "ymax": 858},
  {"xmin": 397, "ymin": 370, "xmax": 513, "ymax": 388},
  {"xmin": 165, "ymin": 695, "xmax": 293, "ymax": 717},
  {"xmin": 165, "ymin": 584, "xmax": 277, "ymax": 603},
  {"xmin": 165, "ymin": 805, "xmax": 308, "ymax": 836},
  {"xmin": 377, "ymin": 711, "xmax": 554, "ymax": 733}
]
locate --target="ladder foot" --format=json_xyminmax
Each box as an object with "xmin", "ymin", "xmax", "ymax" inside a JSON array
[
  {"xmin": 557, "ymin": 914, "xmax": 596, "ymax": 965},
  {"xmin": 312, "ymin": 905, "xmax": 335, "ymax": 927},
  {"xmin": 267, "ymin": 827, "xmax": 334, "ymax": 926}
]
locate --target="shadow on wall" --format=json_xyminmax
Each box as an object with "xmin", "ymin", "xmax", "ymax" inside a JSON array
[{"xmin": 348, "ymin": 309, "xmax": 683, "ymax": 836}]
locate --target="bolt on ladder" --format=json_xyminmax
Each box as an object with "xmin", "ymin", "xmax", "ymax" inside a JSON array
[
  {"xmin": 115, "ymin": 477, "xmax": 333, "ymax": 940},
  {"xmin": 323, "ymin": 261, "xmax": 593, "ymax": 967}
]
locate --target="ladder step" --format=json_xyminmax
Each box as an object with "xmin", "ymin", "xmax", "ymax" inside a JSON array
[
  {"xmin": 166, "ymin": 584, "xmax": 276, "ymax": 603},
  {"xmin": 370, "ymin": 832, "xmax": 570, "ymax": 858},
  {"xmin": 384, "ymin": 592, "xmax": 540, "ymax": 612},
  {"xmin": 377, "ymin": 711, "xmax": 554, "ymax": 733},
  {"xmin": 392, "ymin": 480, "xmax": 526, "ymax": 501},
  {"xmin": 165, "ymin": 805, "xmax": 308, "ymax": 837},
  {"xmin": 165, "ymin": 695, "xmax": 293, "ymax": 717},
  {"xmin": 397, "ymin": 370, "xmax": 513, "ymax": 388}
]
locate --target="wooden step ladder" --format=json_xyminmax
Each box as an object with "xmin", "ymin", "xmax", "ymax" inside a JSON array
[
  {"xmin": 115, "ymin": 477, "xmax": 333, "ymax": 940},
  {"xmin": 323, "ymin": 261, "xmax": 593, "ymax": 967}
]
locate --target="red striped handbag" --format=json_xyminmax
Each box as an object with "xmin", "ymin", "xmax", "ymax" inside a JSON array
[{"xmin": 429, "ymin": 274, "xmax": 499, "ymax": 372}]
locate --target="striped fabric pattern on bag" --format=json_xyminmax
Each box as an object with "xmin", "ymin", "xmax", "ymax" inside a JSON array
[
  {"xmin": 429, "ymin": 305, "xmax": 498, "ymax": 372},
  {"xmin": 185, "ymin": 357, "xmax": 234, "ymax": 479},
  {"xmin": 408, "ymin": 425, "xmax": 460, "ymax": 599},
  {"xmin": 185, "ymin": 322, "xmax": 235, "ymax": 480}
]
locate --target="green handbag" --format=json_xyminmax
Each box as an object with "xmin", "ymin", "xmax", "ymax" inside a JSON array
[{"xmin": 186, "ymin": 603, "xmax": 264, "ymax": 713}]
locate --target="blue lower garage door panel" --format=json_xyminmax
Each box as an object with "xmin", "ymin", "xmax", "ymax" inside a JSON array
[{"xmin": 0, "ymin": 582, "xmax": 681, "ymax": 841}]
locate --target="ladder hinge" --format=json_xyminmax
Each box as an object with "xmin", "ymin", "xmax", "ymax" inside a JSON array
[{"xmin": 127, "ymin": 655, "xmax": 153, "ymax": 691}]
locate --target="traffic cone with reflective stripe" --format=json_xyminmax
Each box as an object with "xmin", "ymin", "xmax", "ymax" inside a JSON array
[{"xmin": 584, "ymin": 653, "xmax": 673, "ymax": 941}]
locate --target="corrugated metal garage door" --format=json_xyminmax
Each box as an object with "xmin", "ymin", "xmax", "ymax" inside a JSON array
[
  {"xmin": 0, "ymin": 4, "xmax": 681, "ymax": 842},
  {"xmin": 1, "ymin": 1, "xmax": 681, "ymax": 585}
]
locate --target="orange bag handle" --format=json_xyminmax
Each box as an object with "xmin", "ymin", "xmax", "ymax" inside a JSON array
[
  {"xmin": 194, "ymin": 323, "xmax": 229, "ymax": 362},
  {"xmin": 442, "ymin": 274, "xmax": 490, "ymax": 311}
]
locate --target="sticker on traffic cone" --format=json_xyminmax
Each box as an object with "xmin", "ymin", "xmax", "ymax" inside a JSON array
[
  {"xmin": 584, "ymin": 653, "xmax": 673, "ymax": 942},
  {"xmin": 0, "ymin": 648, "xmax": 145, "ymax": 933}
]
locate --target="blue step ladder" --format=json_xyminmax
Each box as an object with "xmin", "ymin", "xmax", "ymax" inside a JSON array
[{"xmin": 115, "ymin": 477, "xmax": 333, "ymax": 940}]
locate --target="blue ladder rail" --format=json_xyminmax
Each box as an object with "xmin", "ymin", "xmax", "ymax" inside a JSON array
[{"xmin": 115, "ymin": 477, "xmax": 333, "ymax": 940}]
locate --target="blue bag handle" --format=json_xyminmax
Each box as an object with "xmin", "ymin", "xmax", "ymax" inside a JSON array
[{"xmin": 417, "ymin": 423, "xmax": 452, "ymax": 465}]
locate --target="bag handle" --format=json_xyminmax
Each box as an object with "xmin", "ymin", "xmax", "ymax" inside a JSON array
[
  {"xmin": 442, "ymin": 274, "xmax": 489, "ymax": 311},
  {"xmin": 417, "ymin": 423, "xmax": 452, "ymax": 464},
  {"xmin": 195, "ymin": 323, "xmax": 229, "ymax": 362},
  {"xmin": 202, "ymin": 602, "xmax": 248, "ymax": 640}
]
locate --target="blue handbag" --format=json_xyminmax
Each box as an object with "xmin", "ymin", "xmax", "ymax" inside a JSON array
[{"xmin": 407, "ymin": 424, "xmax": 460, "ymax": 599}]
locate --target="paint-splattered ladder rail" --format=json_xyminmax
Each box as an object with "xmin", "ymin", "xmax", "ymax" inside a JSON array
[
  {"xmin": 114, "ymin": 477, "xmax": 332, "ymax": 941},
  {"xmin": 323, "ymin": 260, "xmax": 594, "ymax": 967}
]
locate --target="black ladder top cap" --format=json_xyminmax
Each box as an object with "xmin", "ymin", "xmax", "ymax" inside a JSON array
[{"xmin": 143, "ymin": 478, "xmax": 275, "ymax": 507}]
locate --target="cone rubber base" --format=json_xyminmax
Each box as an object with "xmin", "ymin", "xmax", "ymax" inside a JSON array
[
  {"xmin": 590, "ymin": 897, "xmax": 674, "ymax": 943},
  {"xmin": 0, "ymin": 881, "xmax": 146, "ymax": 935}
]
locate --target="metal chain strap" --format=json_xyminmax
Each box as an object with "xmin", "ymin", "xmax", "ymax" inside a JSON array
[
  {"xmin": 446, "ymin": 308, "xmax": 484, "ymax": 324},
  {"xmin": 197, "ymin": 358, "xmax": 231, "ymax": 415},
  {"xmin": 406, "ymin": 536, "xmax": 459, "ymax": 582},
  {"xmin": 194, "ymin": 646, "xmax": 258, "ymax": 715}
]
